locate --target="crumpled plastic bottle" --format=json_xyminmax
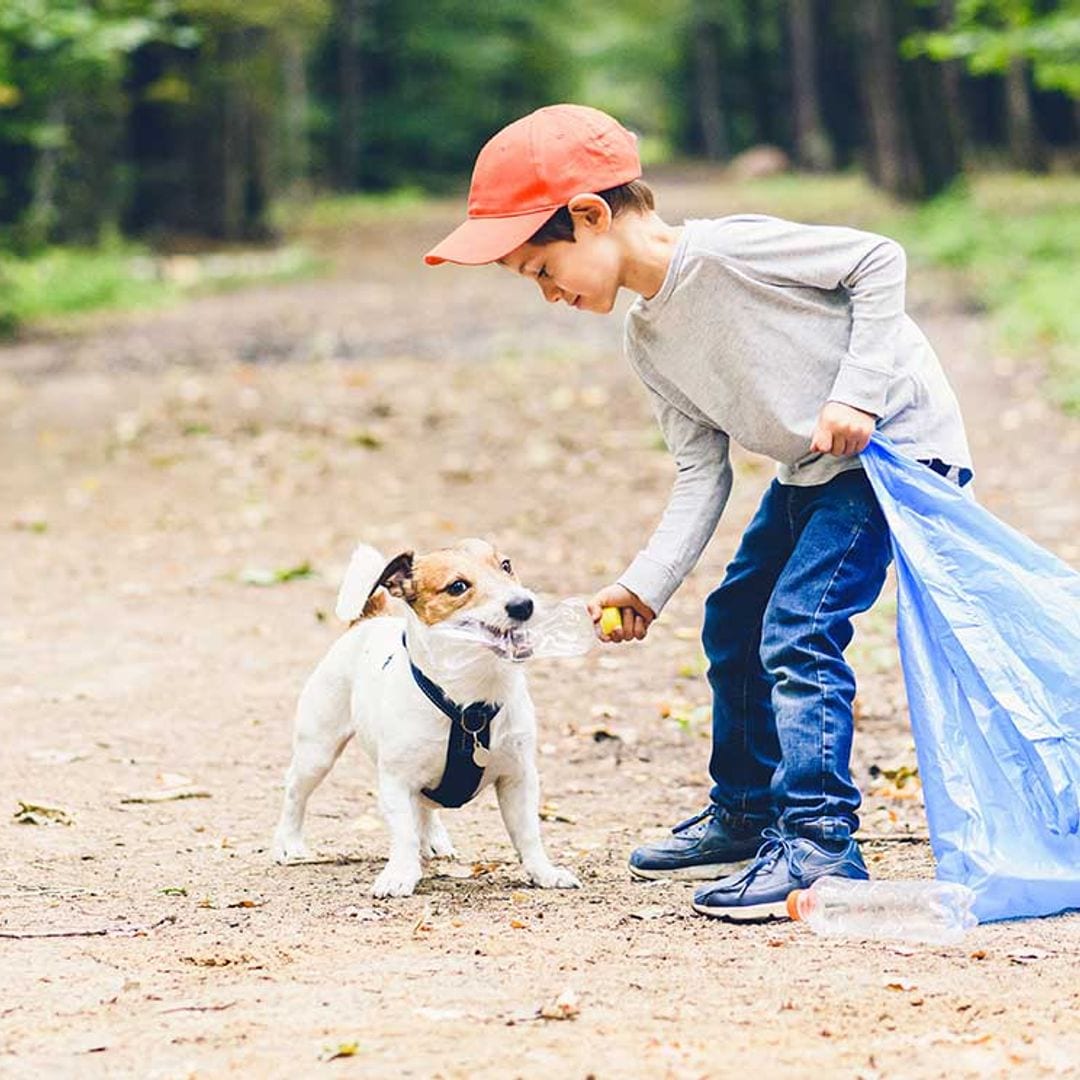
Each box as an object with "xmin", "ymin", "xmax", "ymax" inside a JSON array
[{"xmin": 425, "ymin": 596, "xmax": 598, "ymax": 666}]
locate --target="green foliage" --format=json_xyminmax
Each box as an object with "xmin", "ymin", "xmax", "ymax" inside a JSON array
[
  {"xmin": 905, "ymin": 0, "xmax": 1080, "ymax": 97},
  {"xmin": 879, "ymin": 175, "xmax": 1080, "ymax": 413}
]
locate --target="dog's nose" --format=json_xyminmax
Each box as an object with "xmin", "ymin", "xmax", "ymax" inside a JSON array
[{"xmin": 505, "ymin": 597, "xmax": 534, "ymax": 622}]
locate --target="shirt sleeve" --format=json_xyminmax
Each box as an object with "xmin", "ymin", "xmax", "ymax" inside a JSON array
[
  {"xmin": 617, "ymin": 390, "xmax": 733, "ymax": 615},
  {"xmin": 716, "ymin": 214, "xmax": 908, "ymax": 418}
]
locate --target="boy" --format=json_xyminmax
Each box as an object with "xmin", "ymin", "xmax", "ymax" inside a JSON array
[{"xmin": 425, "ymin": 104, "xmax": 971, "ymax": 921}]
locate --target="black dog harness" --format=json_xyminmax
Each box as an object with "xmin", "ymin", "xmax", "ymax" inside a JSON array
[{"xmin": 404, "ymin": 636, "xmax": 501, "ymax": 808}]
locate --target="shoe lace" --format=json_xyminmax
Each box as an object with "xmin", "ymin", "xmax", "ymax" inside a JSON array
[
  {"xmin": 727, "ymin": 827, "xmax": 808, "ymax": 895},
  {"xmin": 671, "ymin": 805, "xmax": 717, "ymax": 836}
]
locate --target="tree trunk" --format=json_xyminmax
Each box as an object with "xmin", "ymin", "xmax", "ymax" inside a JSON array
[
  {"xmin": 26, "ymin": 98, "xmax": 64, "ymax": 248},
  {"xmin": 692, "ymin": 8, "xmax": 726, "ymax": 160},
  {"xmin": 935, "ymin": 0, "xmax": 968, "ymax": 165},
  {"xmin": 1005, "ymin": 57, "xmax": 1045, "ymax": 172},
  {"xmin": 281, "ymin": 34, "xmax": 309, "ymax": 196},
  {"xmin": 337, "ymin": 0, "xmax": 365, "ymax": 188},
  {"xmin": 855, "ymin": 0, "xmax": 911, "ymax": 194},
  {"xmin": 789, "ymin": 0, "xmax": 833, "ymax": 170}
]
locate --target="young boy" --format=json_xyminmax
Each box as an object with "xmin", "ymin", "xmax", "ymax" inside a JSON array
[{"xmin": 425, "ymin": 104, "xmax": 972, "ymax": 921}]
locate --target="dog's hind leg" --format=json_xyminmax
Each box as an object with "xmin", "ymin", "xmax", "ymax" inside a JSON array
[
  {"xmin": 272, "ymin": 668, "xmax": 353, "ymax": 864},
  {"xmin": 419, "ymin": 807, "xmax": 456, "ymax": 859}
]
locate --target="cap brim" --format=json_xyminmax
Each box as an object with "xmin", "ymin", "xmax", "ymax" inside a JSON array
[{"xmin": 424, "ymin": 207, "xmax": 558, "ymax": 266}]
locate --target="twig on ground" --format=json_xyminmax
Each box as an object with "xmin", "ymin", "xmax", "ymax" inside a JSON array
[
  {"xmin": 160, "ymin": 1001, "xmax": 237, "ymax": 1014},
  {"xmin": 0, "ymin": 915, "xmax": 177, "ymax": 940},
  {"xmin": 860, "ymin": 833, "xmax": 930, "ymax": 843}
]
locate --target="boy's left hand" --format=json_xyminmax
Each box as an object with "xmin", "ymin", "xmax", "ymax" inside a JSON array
[{"xmin": 811, "ymin": 401, "xmax": 876, "ymax": 457}]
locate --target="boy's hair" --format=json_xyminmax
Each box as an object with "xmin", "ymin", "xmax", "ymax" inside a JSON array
[{"xmin": 528, "ymin": 180, "xmax": 655, "ymax": 245}]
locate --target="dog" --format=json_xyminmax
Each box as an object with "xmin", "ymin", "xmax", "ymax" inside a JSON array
[{"xmin": 272, "ymin": 538, "xmax": 580, "ymax": 898}]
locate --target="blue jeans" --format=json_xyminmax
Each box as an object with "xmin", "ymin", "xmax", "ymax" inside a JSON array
[{"xmin": 702, "ymin": 467, "xmax": 892, "ymax": 842}]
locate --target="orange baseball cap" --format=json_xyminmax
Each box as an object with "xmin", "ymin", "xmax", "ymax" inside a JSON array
[{"xmin": 424, "ymin": 103, "xmax": 641, "ymax": 267}]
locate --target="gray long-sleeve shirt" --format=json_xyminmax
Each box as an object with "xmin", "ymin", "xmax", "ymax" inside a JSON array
[{"xmin": 617, "ymin": 214, "xmax": 971, "ymax": 615}]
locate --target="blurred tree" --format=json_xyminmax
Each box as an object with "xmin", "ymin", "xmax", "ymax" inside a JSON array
[
  {"xmin": 309, "ymin": 0, "xmax": 575, "ymax": 191},
  {"xmin": 855, "ymin": 0, "xmax": 962, "ymax": 199},
  {"xmin": 906, "ymin": 0, "xmax": 1080, "ymax": 168},
  {"xmin": 125, "ymin": 0, "xmax": 328, "ymax": 239},
  {"xmin": 0, "ymin": 0, "xmax": 190, "ymax": 248},
  {"xmin": 788, "ymin": 0, "xmax": 834, "ymax": 169}
]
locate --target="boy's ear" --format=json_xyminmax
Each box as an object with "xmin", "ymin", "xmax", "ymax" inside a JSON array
[
  {"xmin": 567, "ymin": 193, "xmax": 612, "ymax": 233},
  {"xmin": 378, "ymin": 551, "xmax": 416, "ymax": 602}
]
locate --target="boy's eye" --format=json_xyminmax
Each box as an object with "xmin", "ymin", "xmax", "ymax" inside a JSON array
[
  {"xmin": 537, "ymin": 266, "xmax": 548, "ymax": 279},
  {"xmin": 445, "ymin": 579, "xmax": 470, "ymax": 597},
  {"xmin": 501, "ymin": 559, "xmax": 513, "ymax": 575}
]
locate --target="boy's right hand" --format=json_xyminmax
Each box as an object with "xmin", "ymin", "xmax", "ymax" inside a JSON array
[{"xmin": 587, "ymin": 585, "xmax": 655, "ymax": 643}]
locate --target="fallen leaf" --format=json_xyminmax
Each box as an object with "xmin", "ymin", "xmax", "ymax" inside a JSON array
[
  {"xmin": 13, "ymin": 801, "xmax": 73, "ymax": 826},
  {"xmin": 509, "ymin": 919, "xmax": 527, "ymax": 929},
  {"xmin": 539, "ymin": 802, "xmax": 576, "ymax": 824},
  {"xmin": 321, "ymin": 1042, "xmax": 359, "ymax": 1062}
]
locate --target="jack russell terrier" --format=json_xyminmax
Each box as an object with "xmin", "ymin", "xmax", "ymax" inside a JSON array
[{"xmin": 272, "ymin": 539, "xmax": 580, "ymax": 898}]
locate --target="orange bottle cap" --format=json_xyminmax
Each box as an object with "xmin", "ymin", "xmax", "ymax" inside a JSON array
[{"xmin": 786, "ymin": 889, "xmax": 804, "ymax": 921}]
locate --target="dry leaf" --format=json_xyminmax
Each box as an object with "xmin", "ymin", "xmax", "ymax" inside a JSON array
[
  {"xmin": 321, "ymin": 1042, "xmax": 359, "ymax": 1061},
  {"xmin": 13, "ymin": 801, "xmax": 73, "ymax": 826}
]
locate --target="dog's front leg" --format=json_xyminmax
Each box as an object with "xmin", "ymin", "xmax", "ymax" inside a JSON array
[
  {"xmin": 371, "ymin": 774, "xmax": 424, "ymax": 898},
  {"xmin": 496, "ymin": 763, "xmax": 580, "ymax": 890}
]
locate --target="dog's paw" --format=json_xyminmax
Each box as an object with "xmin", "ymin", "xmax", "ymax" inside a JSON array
[
  {"xmin": 422, "ymin": 836, "xmax": 458, "ymax": 860},
  {"xmin": 526, "ymin": 863, "xmax": 581, "ymax": 890},
  {"xmin": 371, "ymin": 864, "xmax": 422, "ymax": 898},
  {"xmin": 271, "ymin": 831, "xmax": 312, "ymax": 864}
]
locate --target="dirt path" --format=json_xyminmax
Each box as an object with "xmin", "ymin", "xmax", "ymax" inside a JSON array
[{"xmin": 2, "ymin": 178, "xmax": 1078, "ymax": 1080}]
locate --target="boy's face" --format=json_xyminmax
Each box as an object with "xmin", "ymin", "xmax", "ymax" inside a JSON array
[{"xmin": 498, "ymin": 202, "xmax": 623, "ymax": 315}]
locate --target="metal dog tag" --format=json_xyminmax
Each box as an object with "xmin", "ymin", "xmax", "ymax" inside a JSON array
[{"xmin": 471, "ymin": 736, "xmax": 491, "ymax": 768}]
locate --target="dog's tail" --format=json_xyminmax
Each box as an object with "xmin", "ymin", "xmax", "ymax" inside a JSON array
[{"xmin": 334, "ymin": 543, "xmax": 389, "ymax": 623}]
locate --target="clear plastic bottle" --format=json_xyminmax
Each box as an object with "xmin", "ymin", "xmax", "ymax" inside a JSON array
[{"xmin": 786, "ymin": 877, "xmax": 978, "ymax": 944}]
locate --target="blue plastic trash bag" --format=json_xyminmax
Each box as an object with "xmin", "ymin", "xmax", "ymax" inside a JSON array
[{"xmin": 861, "ymin": 434, "xmax": 1080, "ymax": 922}]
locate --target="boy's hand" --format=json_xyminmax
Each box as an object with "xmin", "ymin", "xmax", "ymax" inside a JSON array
[
  {"xmin": 587, "ymin": 585, "xmax": 655, "ymax": 643},
  {"xmin": 811, "ymin": 401, "xmax": 876, "ymax": 457}
]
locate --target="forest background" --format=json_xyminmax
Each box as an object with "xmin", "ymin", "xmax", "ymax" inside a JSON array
[{"xmin": 0, "ymin": 0, "xmax": 1078, "ymax": 396}]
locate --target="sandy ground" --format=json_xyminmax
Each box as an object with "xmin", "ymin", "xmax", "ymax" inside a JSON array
[{"xmin": 1, "ymin": 178, "xmax": 1079, "ymax": 1080}]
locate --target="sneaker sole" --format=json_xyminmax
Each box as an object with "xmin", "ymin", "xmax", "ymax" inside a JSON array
[
  {"xmin": 628, "ymin": 859, "xmax": 752, "ymax": 882},
  {"xmin": 691, "ymin": 898, "xmax": 790, "ymax": 922}
]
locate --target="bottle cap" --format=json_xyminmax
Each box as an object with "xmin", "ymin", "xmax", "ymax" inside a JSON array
[{"xmin": 786, "ymin": 889, "xmax": 805, "ymax": 921}]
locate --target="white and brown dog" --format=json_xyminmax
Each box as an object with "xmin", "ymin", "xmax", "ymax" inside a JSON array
[{"xmin": 272, "ymin": 539, "xmax": 580, "ymax": 898}]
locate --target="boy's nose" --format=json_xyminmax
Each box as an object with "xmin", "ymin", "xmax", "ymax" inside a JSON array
[{"xmin": 505, "ymin": 597, "xmax": 534, "ymax": 622}]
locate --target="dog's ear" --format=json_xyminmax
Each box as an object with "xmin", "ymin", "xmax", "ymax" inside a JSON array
[{"xmin": 377, "ymin": 550, "xmax": 415, "ymax": 602}]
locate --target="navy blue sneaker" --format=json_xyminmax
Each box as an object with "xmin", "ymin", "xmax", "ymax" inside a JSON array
[
  {"xmin": 628, "ymin": 805, "xmax": 766, "ymax": 881},
  {"xmin": 691, "ymin": 828, "xmax": 869, "ymax": 921}
]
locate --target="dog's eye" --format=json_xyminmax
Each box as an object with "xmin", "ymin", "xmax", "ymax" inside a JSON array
[
  {"xmin": 445, "ymin": 579, "xmax": 470, "ymax": 597},
  {"xmin": 501, "ymin": 559, "xmax": 513, "ymax": 575}
]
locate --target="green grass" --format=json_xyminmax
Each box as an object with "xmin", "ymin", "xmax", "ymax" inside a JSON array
[
  {"xmin": 737, "ymin": 172, "xmax": 1080, "ymax": 415},
  {"xmin": 0, "ymin": 243, "xmax": 175, "ymax": 335},
  {"xmin": 0, "ymin": 240, "xmax": 321, "ymax": 337},
  {"xmin": 873, "ymin": 175, "xmax": 1080, "ymax": 415}
]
